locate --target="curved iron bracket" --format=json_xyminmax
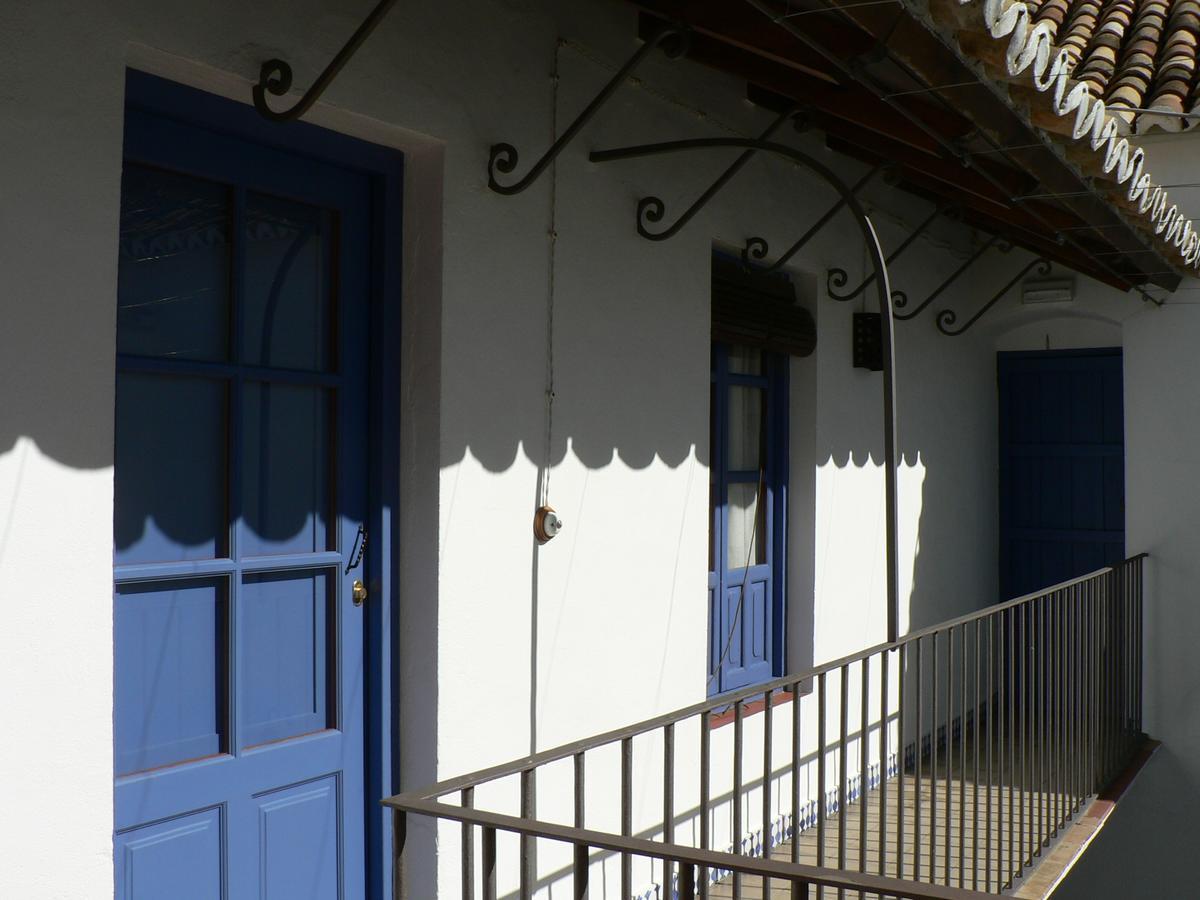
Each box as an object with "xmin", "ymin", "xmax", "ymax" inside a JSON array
[
  {"xmin": 827, "ymin": 202, "xmax": 952, "ymax": 303},
  {"xmin": 741, "ymin": 163, "xmax": 886, "ymax": 272},
  {"xmin": 892, "ymin": 234, "xmax": 1008, "ymax": 321},
  {"xmin": 488, "ymin": 23, "xmax": 690, "ymax": 196},
  {"xmin": 253, "ymin": 0, "xmax": 400, "ymax": 122},
  {"xmin": 590, "ymin": 137, "xmax": 901, "ymax": 643},
  {"xmin": 636, "ymin": 105, "xmax": 802, "ymax": 241},
  {"xmin": 936, "ymin": 258, "xmax": 1053, "ymax": 337}
]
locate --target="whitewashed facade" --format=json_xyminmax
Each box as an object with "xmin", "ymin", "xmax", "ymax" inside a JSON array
[{"xmin": 0, "ymin": 1, "xmax": 1196, "ymax": 898}]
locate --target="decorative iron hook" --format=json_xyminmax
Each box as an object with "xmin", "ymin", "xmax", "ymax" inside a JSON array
[
  {"xmin": 827, "ymin": 202, "xmax": 952, "ymax": 302},
  {"xmin": 936, "ymin": 258, "xmax": 1053, "ymax": 336},
  {"xmin": 893, "ymin": 234, "xmax": 1008, "ymax": 321},
  {"xmin": 740, "ymin": 163, "xmax": 886, "ymax": 272},
  {"xmin": 253, "ymin": 0, "xmax": 400, "ymax": 122},
  {"xmin": 636, "ymin": 104, "xmax": 803, "ymax": 241},
  {"xmin": 488, "ymin": 23, "xmax": 690, "ymax": 195}
]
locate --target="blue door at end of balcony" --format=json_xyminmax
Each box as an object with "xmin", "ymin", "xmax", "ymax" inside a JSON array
[
  {"xmin": 998, "ymin": 348, "xmax": 1125, "ymax": 601},
  {"xmin": 112, "ymin": 108, "xmax": 371, "ymax": 900},
  {"xmin": 708, "ymin": 343, "xmax": 787, "ymax": 696}
]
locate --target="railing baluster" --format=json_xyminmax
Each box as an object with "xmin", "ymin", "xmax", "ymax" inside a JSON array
[
  {"xmin": 1080, "ymin": 578, "xmax": 1088, "ymax": 798},
  {"xmin": 879, "ymin": 650, "xmax": 889, "ymax": 880},
  {"xmin": 1007, "ymin": 607, "xmax": 1015, "ymax": 889},
  {"xmin": 930, "ymin": 632, "xmax": 938, "ymax": 886},
  {"xmin": 1051, "ymin": 593, "xmax": 1060, "ymax": 836},
  {"xmin": 818, "ymin": 672, "xmax": 827, "ymax": 900},
  {"xmin": 1108, "ymin": 571, "xmax": 1117, "ymax": 778},
  {"xmin": 679, "ymin": 861, "xmax": 696, "ymax": 899},
  {"xmin": 1024, "ymin": 601, "xmax": 1032, "ymax": 872},
  {"xmin": 897, "ymin": 644, "xmax": 906, "ymax": 883},
  {"xmin": 763, "ymin": 690, "xmax": 773, "ymax": 899},
  {"xmin": 1037, "ymin": 596, "xmax": 1046, "ymax": 854},
  {"xmin": 986, "ymin": 615, "xmax": 994, "ymax": 893},
  {"xmin": 1058, "ymin": 589, "xmax": 1065, "ymax": 832},
  {"xmin": 621, "ymin": 738, "xmax": 632, "ymax": 900},
  {"xmin": 1137, "ymin": 558, "xmax": 1144, "ymax": 734},
  {"xmin": 973, "ymin": 619, "xmax": 980, "ymax": 891},
  {"xmin": 393, "ymin": 809, "xmax": 407, "ymax": 900},
  {"xmin": 838, "ymin": 665, "xmax": 849, "ymax": 900},
  {"xmin": 481, "ymin": 825, "xmax": 497, "ymax": 900},
  {"xmin": 792, "ymin": 679, "xmax": 803, "ymax": 900},
  {"xmin": 521, "ymin": 769, "xmax": 534, "ymax": 900},
  {"xmin": 1104, "ymin": 573, "xmax": 1111, "ymax": 779},
  {"xmin": 859, "ymin": 656, "xmax": 870, "ymax": 897},
  {"xmin": 1090, "ymin": 576, "xmax": 1098, "ymax": 793},
  {"xmin": 664, "ymin": 723, "xmax": 675, "ymax": 898},
  {"xmin": 734, "ymin": 699, "xmax": 744, "ymax": 899},
  {"xmin": 959, "ymin": 625, "xmax": 967, "ymax": 888},
  {"xmin": 914, "ymin": 638, "xmax": 923, "ymax": 884},
  {"xmin": 572, "ymin": 840, "xmax": 588, "ymax": 900},
  {"xmin": 574, "ymin": 753, "xmax": 587, "ymax": 899},
  {"xmin": 701, "ymin": 711, "xmax": 711, "ymax": 900},
  {"xmin": 944, "ymin": 627, "xmax": 952, "ymax": 887},
  {"xmin": 462, "ymin": 787, "xmax": 475, "ymax": 900}
]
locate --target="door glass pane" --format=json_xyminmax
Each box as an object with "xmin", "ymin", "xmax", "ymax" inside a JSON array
[
  {"xmin": 727, "ymin": 345, "xmax": 762, "ymax": 375},
  {"xmin": 115, "ymin": 577, "xmax": 227, "ymax": 774},
  {"xmin": 243, "ymin": 194, "xmax": 332, "ymax": 372},
  {"xmin": 115, "ymin": 375, "xmax": 228, "ymax": 564},
  {"xmin": 117, "ymin": 165, "xmax": 230, "ymax": 361},
  {"xmin": 241, "ymin": 383, "xmax": 330, "ymax": 557},
  {"xmin": 727, "ymin": 386, "xmax": 764, "ymax": 471},
  {"xmin": 727, "ymin": 482, "xmax": 766, "ymax": 567},
  {"xmin": 240, "ymin": 569, "xmax": 333, "ymax": 747}
]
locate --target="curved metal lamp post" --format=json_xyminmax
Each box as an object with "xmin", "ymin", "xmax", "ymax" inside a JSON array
[{"xmin": 591, "ymin": 137, "xmax": 901, "ymax": 642}]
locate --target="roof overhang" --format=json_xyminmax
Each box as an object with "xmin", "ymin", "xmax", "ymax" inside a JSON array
[{"xmin": 624, "ymin": 0, "xmax": 1188, "ymax": 294}]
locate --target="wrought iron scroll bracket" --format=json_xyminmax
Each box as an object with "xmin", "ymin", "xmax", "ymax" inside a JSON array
[
  {"xmin": 740, "ymin": 163, "xmax": 888, "ymax": 272},
  {"xmin": 488, "ymin": 23, "xmax": 690, "ymax": 196},
  {"xmin": 253, "ymin": 0, "xmax": 400, "ymax": 122},
  {"xmin": 636, "ymin": 104, "xmax": 803, "ymax": 241},
  {"xmin": 590, "ymin": 136, "xmax": 901, "ymax": 643},
  {"xmin": 936, "ymin": 258, "xmax": 1053, "ymax": 336},
  {"xmin": 892, "ymin": 234, "xmax": 1009, "ymax": 321},
  {"xmin": 827, "ymin": 202, "xmax": 952, "ymax": 303}
]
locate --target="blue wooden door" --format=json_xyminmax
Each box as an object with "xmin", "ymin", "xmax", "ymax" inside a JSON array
[
  {"xmin": 708, "ymin": 344, "xmax": 787, "ymax": 695},
  {"xmin": 112, "ymin": 108, "xmax": 371, "ymax": 900},
  {"xmin": 998, "ymin": 349, "xmax": 1125, "ymax": 601}
]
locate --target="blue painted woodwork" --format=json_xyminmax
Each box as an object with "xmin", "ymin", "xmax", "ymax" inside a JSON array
[
  {"xmin": 998, "ymin": 349, "xmax": 1125, "ymax": 601},
  {"xmin": 114, "ymin": 84, "xmax": 385, "ymax": 900},
  {"xmin": 115, "ymin": 807, "xmax": 223, "ymax": 900},
  {"xmin": 708, "ymin": 343, "xmax": 788, "ymax": 696}
]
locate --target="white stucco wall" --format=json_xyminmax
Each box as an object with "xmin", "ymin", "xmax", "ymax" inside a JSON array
[{"xmin": 0, "ymin": 1, "xmax": 1156, "ymax": 898}]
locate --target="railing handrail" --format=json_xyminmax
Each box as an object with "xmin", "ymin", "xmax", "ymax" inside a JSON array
[
  {"xmin": 384, "ymin": 554, "xmax": 1147, "ymax": 803},
  {"xmin": 384, "ymin": 795, "xmax": 997, "ymax": 900}
]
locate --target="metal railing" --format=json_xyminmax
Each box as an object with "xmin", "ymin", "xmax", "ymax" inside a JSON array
[{"xmin": 385, "ymin": 554, "xmax": 1146, "ymax": 899}]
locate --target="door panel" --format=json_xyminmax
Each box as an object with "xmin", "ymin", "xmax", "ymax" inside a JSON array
[
  {"xmin": 114, "ymin": 808, "xmax": 223, "ymax": 900},
  {"xmin": 998, "ymin": 349, "xmax": 1125, "ymax": 601},
  {"xmin": 115, "ymin": 110, "xmax": 370, "ymax": 900},
  {"xmin": 708, "ymin": 343, "xmax": 785, "ymax": 695}
]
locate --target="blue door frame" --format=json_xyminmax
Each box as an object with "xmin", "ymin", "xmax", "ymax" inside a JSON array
[
  {"xmin": 998, "ymin": 348, "xmax": 1125, "ymax": 602},
  {"xmin": 708, "ymin": 343, "xmax": 788, "ymax": 696},
  {"xmin": 118, "ymin": 72, "xmax": 403, "ymax": 900}
]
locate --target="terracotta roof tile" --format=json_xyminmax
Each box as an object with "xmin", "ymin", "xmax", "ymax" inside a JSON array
[
  {"xmin": 1016, "ymin": 0, "xmax": 1200, "ymax": 132},
  {"xmin": 942, "ymin": 0, "xmax": 1200, "ymax": 271}
]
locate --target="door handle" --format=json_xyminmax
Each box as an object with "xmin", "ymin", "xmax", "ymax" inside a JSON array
[{"xmin": 352, "ymin": 579, "xmax": 368, "ymax": 606}]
